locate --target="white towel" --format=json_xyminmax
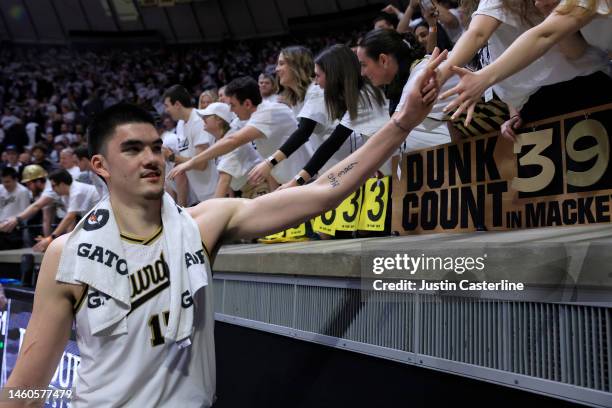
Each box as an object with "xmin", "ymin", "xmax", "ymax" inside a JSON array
[{"xmin": 56, "ymin": 192, "xmax": 208, "ymax": 348}]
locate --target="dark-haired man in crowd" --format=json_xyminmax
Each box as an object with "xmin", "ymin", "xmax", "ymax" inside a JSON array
[
  {"xmin": 0, "ymin": 167, "xmax": 30, "ymax": 249},
  {"xmin": 163, "ymin": 85, "xmax": 218, "ymax": 205},
  {"xmin": 31, "ymin": 169, "xmax": 99, "ymax": 252},
  {"xmin": 31, "ymin": 143, "xmax": 56, "ymax": 173},
  {"xmin": 1, "ymin": 145, "xmax": 24, "ymax": 177}
]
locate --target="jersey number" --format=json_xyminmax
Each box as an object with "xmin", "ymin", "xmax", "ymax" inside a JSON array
[{"xmin": 148, "ymin": 310, "xmax": 170, "ymax": 347}]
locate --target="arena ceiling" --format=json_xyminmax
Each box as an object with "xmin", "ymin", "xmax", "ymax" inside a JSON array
[{"xmin": 0, "ymin": 0, "xmax": 384, "ymax": 44}]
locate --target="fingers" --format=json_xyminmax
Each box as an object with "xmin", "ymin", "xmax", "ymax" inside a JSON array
[
  {"xmin": 450, "ymin": 99, "xmax": 470, "ymax": 121},
  {"xmin": 427, "ymin": 49, "xmax": 448, "ymax": 72},
  {"xmin": 449, "ymin": 65, "xmax": 471, "ymax": 77},
  {"xmin": 464, "ymin": 103, "xmax": 475, "ymax": 127},
  {"xmin": 439, "ymin": 84, "xmax": 462, "ymax": 103},
  {"xmin": 423, "ymin": 88, "xmax": 438, "ymax": 105}
]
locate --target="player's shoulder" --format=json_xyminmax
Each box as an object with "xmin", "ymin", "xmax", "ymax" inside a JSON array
[{"xmin": 187, "ymin": 197, "xmax": 245, "ymax": 250}]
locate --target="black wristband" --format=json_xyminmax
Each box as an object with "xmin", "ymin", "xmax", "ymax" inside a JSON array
[
  {"xmin": 294, "ymin": 175, "xmax": 306, "ymax": 186},
  {"xmin": 267, "ymin": 156, "xmax": 278, "ymax": 167}
]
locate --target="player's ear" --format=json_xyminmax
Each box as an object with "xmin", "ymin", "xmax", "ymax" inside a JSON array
[{"xmin": 91, "ymin": 154, "xmax": 110, "ymax": 181}]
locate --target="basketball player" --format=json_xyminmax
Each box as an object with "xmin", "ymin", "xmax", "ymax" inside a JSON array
[{"xmin": 1, "ymin": 49, "xmax": 445, "ymax": 407}]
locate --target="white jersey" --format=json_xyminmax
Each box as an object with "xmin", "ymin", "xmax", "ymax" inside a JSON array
[{"xmin": 73, "ymin": 228, "xmax": 216, "ymax": 407}]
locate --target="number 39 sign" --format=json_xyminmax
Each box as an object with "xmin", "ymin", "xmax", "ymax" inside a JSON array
[{"xmin": 391, "ymin": 104, "xmax": 612, "ymax": 234}]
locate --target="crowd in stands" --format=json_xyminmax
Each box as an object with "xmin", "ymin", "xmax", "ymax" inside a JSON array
[{"xmin": 0, "ymin": 0, "xmax": 610, "ymax": 251}]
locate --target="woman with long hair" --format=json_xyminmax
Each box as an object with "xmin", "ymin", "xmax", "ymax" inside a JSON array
[
  {"xmin": 440, "ymin": 0, "xmax": 611, "ymax": 133},
  {"xmin": 249, "ymin": 44, "xmax": 389, "ymax": 187},
  {"xmin": 357, "ymin": 29, "xmax": 454, "ymax": 151},
  {"xmin": 434, "ymin": 0, "xmax": 609, "ymax": 133}
]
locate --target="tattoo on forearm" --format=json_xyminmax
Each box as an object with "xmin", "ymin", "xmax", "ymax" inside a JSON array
[
  {"xmin": 328, "ymin": 173, "xmax": 340, "ymax": 188},
  {"xmin": 337, "ymin": 162, "xmax": 358, "ymax": 178},
  {"xmin": 328, "ymin": 162, "xmax": 358, "ymax": 188}
]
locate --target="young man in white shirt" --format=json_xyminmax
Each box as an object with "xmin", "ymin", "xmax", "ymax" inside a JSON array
[
  {"xmin": 168, "ymin": 77, "xmax": 310, "ymax": 188},
  {"xmin": 162, "ymin": 85, "xmax": 219, "ymax": 203},
  {"xmin": 32, "ymin": 169, "xmax": 99, "ymax": 252},
  {"xmin": 196, "ymin": 102, "xmax": 269, "ymax": 198},
  {"xmin": 0, "ymin": 167, "xmax": 30, "ymax": 249}
]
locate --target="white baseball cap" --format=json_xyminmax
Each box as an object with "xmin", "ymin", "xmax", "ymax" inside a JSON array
[{"xmin": 195, "ymin": 102, "xmax": 234, "ymax": 124}]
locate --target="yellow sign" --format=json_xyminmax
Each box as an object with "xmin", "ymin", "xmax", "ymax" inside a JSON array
[
  {"xmin": 334, "ymin": 188, "xmax": 363, "ymax": 231},
  {"xmin": 285, "ymin": 223, "xmax": 307, "ymax": 238},
  {"xmin": 358, "ymin": 177, "xmax": 390, "ymax": 231}
]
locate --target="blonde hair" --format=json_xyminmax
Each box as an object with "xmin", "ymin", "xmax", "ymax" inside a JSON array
[
  {"xmin": 279, "ymin": 46, "xmax": 314, "ymax": 107},
  {"xmin": 199, "ymin": 89, "xmax": 218, "ymax": 109},
  {"xmin": 557, "ymin": 0, "xmax": 610, "ymax": 15}
]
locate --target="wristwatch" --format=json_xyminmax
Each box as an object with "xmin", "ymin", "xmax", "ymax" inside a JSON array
[
  {"xmin": 267, "ymin": 156, "xmax": 278, "ymax": 167},
  {"xmin": 294, "ymin": 175, "xmax": 306, "ymax": 186}
]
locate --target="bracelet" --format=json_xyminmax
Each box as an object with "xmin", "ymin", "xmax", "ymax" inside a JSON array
[
  {"xmin": 392, "ymin": 118, "xmax": 411, "ymax": 133},
  {"xmin": 294, "ymin": 175, "xmax": 306, "ymax": 186},
  {"xmin": 267, "ymin": 156, "xmax": 278, "ymax": 167}
]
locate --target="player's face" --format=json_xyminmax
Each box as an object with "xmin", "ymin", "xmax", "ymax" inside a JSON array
[
  {"xmin": 99, "ymin": 123, "xmax": 165, "ymax": 201},
  {"xmin": 356, "ymin": 47, "xmax": 394, "ymax": 87}
]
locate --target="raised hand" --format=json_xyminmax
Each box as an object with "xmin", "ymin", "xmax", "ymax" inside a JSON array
[
  {"xmin": 440, "ymin": 66, "xmax": 491, "ymax": 126},
  {"xmin": 395, "ymin": 47, "xmax": 448, "ymax": 131},
  {"xmin": 500, "ymin": 115, "xmax": 523, "ymax": 142},
  {"xmin": 248, "ymin": 160, "xmax": 273, "ymax": 186},
  {"xmin": 167, "ymin": 160, "xmax": 192, "ymax": 180}
]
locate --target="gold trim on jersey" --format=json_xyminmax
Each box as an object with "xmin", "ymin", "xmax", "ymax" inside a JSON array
[
  {"xmin": 120, "ymin": 225, "xmax": 163, "ymax": 245},
  {"xmin": 74, "ymin": 284, "xmax": 88, "ymax": 314}
]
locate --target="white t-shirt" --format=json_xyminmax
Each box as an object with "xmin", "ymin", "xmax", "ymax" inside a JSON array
[
  {"xmin": 0, "ymin": 183, "xmax": 30, "ymax": 220},
  {"xmin": 262, "ymin": 94, "xmax": 279, "ymax": 103},
  {"xmin": 180, "ymin": 109, "xmax": 219, "ymax": 202},
  {"xmin": 217, "ymin": 136, "xmax": 263, "ymax": 191},
  {"xmin": 567, "ymin": 0, "xmax": 612, "ymax": 52},
  {"xmin": 340, "ymin": 86, "xmax": 391, "ymax": 174},
  {"xmin": 246, "ymin": 101, "xmax": 310, "ymax": 184},
  {"xmin": 396, "ymin": 57, "xmax": 453, "ymax": 151},
  {"xmin": 66, "ymin": 166, "xmax": 81, "ymax": 180},
  {"xmin": 475, "ymin": 0, "xmax": 608, "ymax": 110},
  {"xmin": 61, "ymin": 181, "xmax": 99, "ymax": 215},
  {"xmin": 296, "ymin": 83, "xmax": 346, "ymax": 172}
]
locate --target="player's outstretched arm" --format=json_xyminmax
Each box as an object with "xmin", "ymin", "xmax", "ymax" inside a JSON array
[
  {"xmin": 191, "ymin": 49, "xmax": 447, "ymax": 250},
  {"xmin": 1, "ymin": 235, "xmax": 81, "ymax": 407}
]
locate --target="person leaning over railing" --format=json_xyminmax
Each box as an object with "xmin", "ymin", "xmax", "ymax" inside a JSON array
[{"xmin": 440, "ymin": 0, "xmax": 612, "ymax": 140}]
